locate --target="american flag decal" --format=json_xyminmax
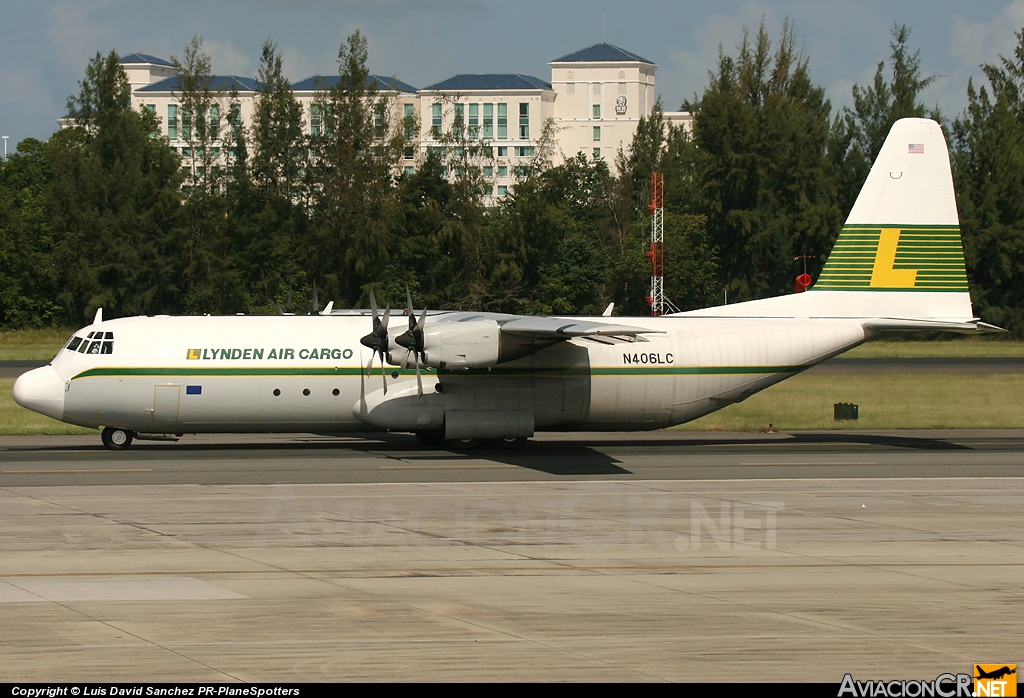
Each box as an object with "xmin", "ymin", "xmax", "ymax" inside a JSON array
[{"xmin": 908, "ymin": 143, "xmax": 925, "ymax": 154}]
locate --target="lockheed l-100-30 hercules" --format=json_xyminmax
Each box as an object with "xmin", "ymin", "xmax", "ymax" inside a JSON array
[{"xmin": 13, "ymin": 119, "xmax": 1000, "ymax": 449}]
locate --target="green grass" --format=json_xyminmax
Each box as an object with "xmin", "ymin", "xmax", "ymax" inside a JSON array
[
  {"xmin": 679, "ymin": 372, "xmax": 1024, "ymax": 431},
  {"xmin": 0, "ymin": 328, "xmax": 72, "ymax": 361},
  {"xmin": 841, "ymin": 339, "xmax": 1024, "ymax": 358}
]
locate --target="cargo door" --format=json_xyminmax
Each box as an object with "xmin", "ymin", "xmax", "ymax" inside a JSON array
[{"xmin": 153, "ymin": 385, "xmax": 180, "ymax": 424}]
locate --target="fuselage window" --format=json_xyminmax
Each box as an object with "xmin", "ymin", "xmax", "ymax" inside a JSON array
[
  {"xmin": 77, "ymin": 340, "xmax": 89, "ymax": 353},
  {"xmin": 67, "ymin": 337, "xmax": 83, "ymax": 352},
  {"xmin": 86, "ymin": 341, "xmax": 102, "ymax": 354},
  {"xmin": 100, "ymin": 341, "xmax": 113, "ymax": 354}
]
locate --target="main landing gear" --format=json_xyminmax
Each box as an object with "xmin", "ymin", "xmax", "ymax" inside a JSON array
[
  {"xmin": 101, "ymin": 426, "xmax": 134, "ymax": 451},
  {"xmin": 414, "ymin": 431, "xmax": 528, "ymax": 450}
]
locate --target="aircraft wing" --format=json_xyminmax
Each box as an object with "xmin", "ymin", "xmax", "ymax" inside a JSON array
[{"xmin": 498, "ymin": 317, "xmax": 661, "ymax": 340}]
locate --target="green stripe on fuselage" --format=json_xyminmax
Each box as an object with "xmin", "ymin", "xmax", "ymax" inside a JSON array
[{"xmin": 71, "ymin": 365, "xmax": 803, "ymax": 380}]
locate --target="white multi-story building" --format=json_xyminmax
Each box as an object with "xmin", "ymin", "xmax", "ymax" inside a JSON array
[{"xmin": 114, "ymin": 42, "xmax": 692, "ymax": 197}]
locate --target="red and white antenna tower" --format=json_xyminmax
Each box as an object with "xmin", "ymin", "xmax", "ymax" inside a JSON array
[{"xmin": 646, "ymin": 171, "xmax": 665, "ymax": 316}]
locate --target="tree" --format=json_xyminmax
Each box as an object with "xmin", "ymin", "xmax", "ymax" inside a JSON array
[
  {"xmin": 833, "ymin": 24, "xmax": 938, "ymax": 216},
  {"xmin": 693, "ymin": 19, "xmax": 839, "ymax": 301},
  {"xmin": 951, "ymin": 29, "xmax": 1024, "ymax": 335},
  {"xmin": 0, "ymin": 139, "xmax": 64, "ymax": 327},
  {"xmin": 306, "ymin": 30, "xmax": 406, "ymax": 306},
  {"xmin": 48, "ymin": 50, "xmax": 182, "ymax": 323},
  {"xmin": 170, "ymin": 37, "xmax": 245, "ymax": 313}
]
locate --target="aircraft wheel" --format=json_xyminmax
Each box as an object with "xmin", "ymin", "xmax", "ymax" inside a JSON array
[
  {"xmin": 487, "ymin": 437, "xmax": 528, "ymax": 450},
  {"xmin": 101, "ymin": 427, "xmax": 134, "ymax": 451},
  {"xmin": 415, "ymin": 430, "xmax": 446, "ymax": 448}
]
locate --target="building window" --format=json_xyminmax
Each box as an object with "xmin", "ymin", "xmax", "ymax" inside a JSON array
[
  {"xmin": 566, "ymin": 83, "xmax": 575, "ymax": 95},
  {"xmin": 593, "ymin": 148, "xmax": 601, "ymax": 159},
  {"xmin": 230, "ymin": 103, "xmax": 241, "ymax": 137},
  {"xmin": 453, "ymin": 103, "xmax": 464, "ymax": 139},
  {"xmin": 498, "ymin": 185, "xmax": 508, "ymax": 197},
  {"xmin": 618, "ymin": 82, "xmax": 627, "ymax": 95},
  {"xmin": 497, "ymin": 146, "xmax": 507, "ymax": 157},
  {"xmin": 209, "ymin": 104, "xmax": 220, "ymax": 138},
  {"xmin": 404, "ymin": 166, "xmax": 414, "ymax": 176},
  {"xmin": 483, "ymin": 165, "xmax": 493, "ymax": 177},
  {"xmin": 483, "ymin": 103, "xmax": 493, "ymax": 139},
  {"xmin": 514, "ymin": 146, "xmax": 534, "ymax": 157},
  {"xmin": 593, "ymin": 126, "xmax": 601, "ymax": 141},
  {"xmin": 593, "ymin": 104, "xmax": 601, "ymax": 119},
  {"xmin": 167, "ymin": 104, "xmax": 177, "ymax": 139},
  {"xmin": 374, "ymin": 103, "xmax": 385, "ymax": 139},
  {"xmin": 181, "ymin": 107, "xmax": 192, "ymax": 140},
  {"xmin": 432, "ymin": 103, "xmax": 442, "ymax": 138},
  {"xmin": 404, "ymin": 103, "xmax": 415, "ymax": 141},
  {"xmin": 498, "ymin": 165, "xmax": 508, "ymax": 177},
  {"xmin": 469, "ymin": 103, "xmax": 479, "ymax": 139},
  {"xmin": 519, "ymin": 102, "xmax": 529, "ymax": 139},
  {"xmin": 497, "ymin": 103, "xmax": 507, "ymax": 139},
  {"xmin": 404, "ymin": 146, "xmax": 414, "ymax": 160},
  {"xmin": 310, "ymin": 105, "xmax": 321, "ymax": 136}
]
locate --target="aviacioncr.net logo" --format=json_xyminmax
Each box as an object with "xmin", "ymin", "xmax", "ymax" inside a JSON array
[{"xmin": 838, "ymin": 673, "xmax": 973, "ymax": 697}]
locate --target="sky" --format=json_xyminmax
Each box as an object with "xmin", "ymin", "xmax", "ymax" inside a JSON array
[{"xmin": 2, "ymin": 0, "xmax": 1024, "ymax": 153}]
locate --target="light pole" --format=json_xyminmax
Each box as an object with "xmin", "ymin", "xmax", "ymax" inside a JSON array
[{"xmin": 2, "ymin": 136, "xmax": 8, "ymax": 159}]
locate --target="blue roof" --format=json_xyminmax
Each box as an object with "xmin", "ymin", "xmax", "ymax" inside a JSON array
[
  {"xmin": 291, "ymin": 74, "xmax": 418, "ymax": 93},
  {"xmin": 551, "ymin": 43, "xmax": 654, "ymax": 65},
  {"xmin": 119, "ymin": 52, "xmax": 173, "ymax": 67},
  {"xmin": 423, "ymin": 74, "xmax": 552, "ymax": 91},
  {"xmin": 137, "ymin": 75, "xmax": 260, "ymax": 93}
]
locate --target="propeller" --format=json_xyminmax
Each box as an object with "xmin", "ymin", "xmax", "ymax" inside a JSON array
[
  {"xmin": 310, "ymin": 281, "xmax": 320, "ymax": 315},
  {"xmin": 359, "ymin": 290, "xmax": 390, "ymax": 394},
  {"xmin": 395, "ymin": 287, "xmax": 428, "ymax": 396}
]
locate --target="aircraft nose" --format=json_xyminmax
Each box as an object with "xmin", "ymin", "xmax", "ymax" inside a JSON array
[{"xmin": 12, "ymin": 366, "xmax": 66, "ymax": 421}]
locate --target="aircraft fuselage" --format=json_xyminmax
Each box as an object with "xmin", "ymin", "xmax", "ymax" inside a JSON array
[{"xmin": 26, "ymin": 314, "xmax": 868, "ymax": 435}]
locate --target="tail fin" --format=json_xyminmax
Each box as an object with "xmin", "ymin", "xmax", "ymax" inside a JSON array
[
  {"xmin": 809, "ymin": 118, "xmax": 985, "ymax": 328},
  {"xmin": 684, "ymin": 118, "xmax": 999, "ymax": 330},
  {"xmin": 815, "ymin": 118, "xmax": 968, "ymax": 295}
]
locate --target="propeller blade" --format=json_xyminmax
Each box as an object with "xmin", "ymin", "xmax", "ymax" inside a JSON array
[
  {"xmin": 369, "ymin": 289, "xmax": 379, "ymax": 326},
  {"xmin": 285, "ymin": 289, "xmax": 292, "ymax": 314},
  {"xmin": 415, "ymin": 352, "xmax": 423, "ymax": 397},
  {"xmin": 382, "ymin": 361, "xmax": 388, "ymax": 394},
  {"xmin": 311, "ymin": 281, "xmax": 320, "ymax": 315},
  {"xmin": 275, "ymin": 302, "xmax": 285, "ymax": 316}
]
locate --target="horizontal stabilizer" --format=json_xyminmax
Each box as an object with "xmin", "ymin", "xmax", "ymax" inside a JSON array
[{"xmin": 862, "ymin": 318, "xmax": 1006, "ymax": 333}]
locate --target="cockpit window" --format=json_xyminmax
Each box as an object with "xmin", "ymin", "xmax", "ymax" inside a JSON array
[{"xmin": 67, "ymin": 331, "xmax": 114, "ymax": 354}]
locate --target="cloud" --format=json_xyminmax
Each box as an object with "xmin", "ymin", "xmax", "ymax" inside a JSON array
[
  {"xmin": 204, "ymin": 39, "xmax": 253, "ymax": 76},
  {"xmin": 45, "ymin": 0, "xmax": 116, "ymax": 68}
]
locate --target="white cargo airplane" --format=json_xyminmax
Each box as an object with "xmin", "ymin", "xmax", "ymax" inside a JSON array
[{"xmin": 13, "ymin": 119, "xmax": 1000, "ymax": 450}]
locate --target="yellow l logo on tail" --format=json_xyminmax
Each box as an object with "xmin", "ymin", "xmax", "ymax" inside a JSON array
[{"xmin": 870, "ymin": 228, "xmax": 918, "ymax": 288}]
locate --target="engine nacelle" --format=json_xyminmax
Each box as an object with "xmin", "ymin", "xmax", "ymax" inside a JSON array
[{"xmin": 388, "ymin": 319, "xmax": 500, "ymax": 369}]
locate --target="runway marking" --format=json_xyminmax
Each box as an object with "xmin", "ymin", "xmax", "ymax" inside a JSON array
[
  {"xmin": 379, "ymin": 463, "xmax": 514, "ymax": 470},
  {"xmin": 1, "ymin": 468, "xmax": 153, "ymax": 474},
  {"xmin": 704, "ymin": 442, "xmax": 872, "ymax": 447},
  {"xmin": 738, "ymin": 461, "xmax": 878, "ymax": 466},
  {"xmin": 3, "ymin": 562, "xmax": 1023, "ymax": 579}
]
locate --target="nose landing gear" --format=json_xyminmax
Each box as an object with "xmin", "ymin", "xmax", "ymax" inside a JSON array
[{"xmin": 101, "ymin": 427, "xmax": 134, "ymax": 451}]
